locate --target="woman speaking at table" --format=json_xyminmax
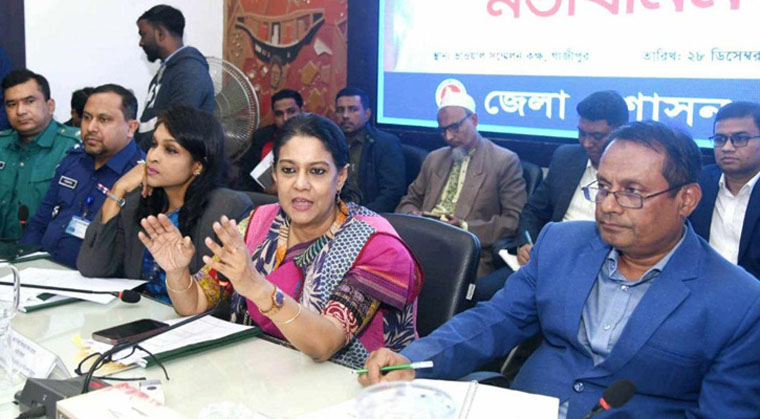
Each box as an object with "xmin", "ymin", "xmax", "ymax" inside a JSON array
[
  {"xmin": 139, "ymin": 113, "xmax": 422, "ymax": 367},
  {"xmin": 77, "ymin": 106, "xmax": 253, "ymax": 303}
]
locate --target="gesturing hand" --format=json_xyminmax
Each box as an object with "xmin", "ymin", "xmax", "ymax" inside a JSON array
[
  {"xmin": 203, "ymin": 215, "xmax": 264, "ymax": 298},
  {"xmin": 138, "ymin": 214, "xmax": 195, "ymax": 274}
]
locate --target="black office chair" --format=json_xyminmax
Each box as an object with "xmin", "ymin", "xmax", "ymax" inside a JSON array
[
  {"xmin": 383, "ymin": 213, "xmax": 480, "ymax": 337},
  {"xmin": 520, "ymin": 160, "xmax": 544, "ymax": 198},
  {"xmin": 401, "ymin": 144, "xmax": 428, "ymax": 188},
  {"xmin": 244, "ymin": 191, "xmax": 278, "ymax": 207}
]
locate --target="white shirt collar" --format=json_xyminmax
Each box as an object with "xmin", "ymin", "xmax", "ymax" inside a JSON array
[{"xmin": 718, "ymin": 169, "xmax": 760, "ymax": 196}]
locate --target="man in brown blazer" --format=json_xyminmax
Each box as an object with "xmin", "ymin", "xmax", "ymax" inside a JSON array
[{"xmin": 396, "ymin": 92, "xmax": 527, "ymax": 276}]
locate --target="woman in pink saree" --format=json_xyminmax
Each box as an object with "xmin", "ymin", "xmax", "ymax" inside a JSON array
[{"xmin": 137, "ymin": 113, "xmax": 423, "ymax": 367}]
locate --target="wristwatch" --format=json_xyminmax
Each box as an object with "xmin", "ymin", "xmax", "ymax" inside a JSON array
[{"xmin": 259, "ymin": 286, "xmax": 284, "ymax": 316}]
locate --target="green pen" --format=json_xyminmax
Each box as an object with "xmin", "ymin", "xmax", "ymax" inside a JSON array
[{"xmin": 352, "ymin": 360, "xmax": 434, "ymax": 375}]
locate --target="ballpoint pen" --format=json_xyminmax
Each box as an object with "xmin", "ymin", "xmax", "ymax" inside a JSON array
[{"xmin": 524, "ymin": 230, "xmax": 533, "ymax": 246}]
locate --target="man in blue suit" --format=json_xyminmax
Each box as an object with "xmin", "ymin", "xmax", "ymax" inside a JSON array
[
  {"xmin": 690, "ymin": 101, "xmax": 760, "ymax": 279},
  {"xmin": 360, "ymin": 121, "xmax": 760, "ymax": 418}
]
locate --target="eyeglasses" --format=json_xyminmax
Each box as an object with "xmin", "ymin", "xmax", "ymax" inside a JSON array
[
  {"xmin": 709, "ymin": 134, "xmax": 760, "ymax": 148},
  {"xmin": 578, "ymin": 129, "xmax": 610, "ymax": 142},
  {"xmin": 439, "ymin": 115, "xmax": 470, "ymax": 137},
  {"xmin": 582, "ymin": 180, "xmax": 688, "ymax": 209}
]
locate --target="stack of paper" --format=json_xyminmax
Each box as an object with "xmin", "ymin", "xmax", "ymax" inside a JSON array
[
  {"xmin": 84, "ymin": 316, "xmax": 260, "ymax": 368},
  {"xmin": 57, "ymin": 382, "xmax": 184, "ymax": 419},
  {"xmin": 0, "ymin": 268, "xmax": 146, "ymax": 308}
]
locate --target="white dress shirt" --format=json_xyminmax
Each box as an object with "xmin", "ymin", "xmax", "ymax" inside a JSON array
[
  {"xmin": 562, "ymin": 160, "xmax": 597, "ymax": 222},
  {"xmin": 709, "ymin": 170, "xmax": 760, "ymax": 264}
]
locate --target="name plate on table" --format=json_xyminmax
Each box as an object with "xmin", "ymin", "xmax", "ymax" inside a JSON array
[{"xmin": 0, "ymin": 330, "xmax": 69, "ymax": 379}]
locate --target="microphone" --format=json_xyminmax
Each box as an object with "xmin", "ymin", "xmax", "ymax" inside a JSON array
[
  {"xmin": 18, "ymin": 204, "xmax": 29, "ymax": 232},
  {"xmin": 0, "ymin": 281, "xmax": 141, "ymax": 304},
  {"xmin": 582, "ymin": 379, "xmax": 636, "ymax": 419}
]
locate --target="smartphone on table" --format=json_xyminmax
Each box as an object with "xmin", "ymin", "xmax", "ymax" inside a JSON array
[{"xmin": 92, "ymin": 318, "xmax": 169, "ymax": 345}]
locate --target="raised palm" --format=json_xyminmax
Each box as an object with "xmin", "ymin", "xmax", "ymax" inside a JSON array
[{"xmin": 138, "ymin": 215, "xmax": 195, "ymax": 273}]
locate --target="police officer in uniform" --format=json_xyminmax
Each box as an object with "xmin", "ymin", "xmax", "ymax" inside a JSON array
[
  {"xmin": 0, "ymin": 70, "xmax": 79, "ymax": 244},
  {"xmin": 21, "ymin": 84, "xmax": 144, "ymax": 268}
]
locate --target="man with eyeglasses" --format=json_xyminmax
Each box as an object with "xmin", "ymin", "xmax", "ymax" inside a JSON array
[
  {"xmin": 396, "ymin": 91, "xmax": 526, "ymax": 276},
  {"xmin": 476, "ymin": 91, "xmax": 629, "ymax": 302},
  {"xmin": 690, "ymin": 101, "xmax": 760, "ymax": 279},
  {"xmin": 362, "ymin": 121, "xmax": 760, "ymax": 418}
]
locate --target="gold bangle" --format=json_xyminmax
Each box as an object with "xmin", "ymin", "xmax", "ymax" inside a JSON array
[
  {"xmin": 166, "ymin": 276, "xmax": 194, "ymax": 293},
  {"xmin": 273, "ymin": 303, "xmax": 302, "ymax": 325}
]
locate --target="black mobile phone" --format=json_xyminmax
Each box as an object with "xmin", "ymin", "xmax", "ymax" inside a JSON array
[
  {"xmin": 92, "ymin": 318, "xmax": 169, "ymax": 345},
  {"xmin": 420, "ymin": 212, "xmax": 441, "ymax": 219}
]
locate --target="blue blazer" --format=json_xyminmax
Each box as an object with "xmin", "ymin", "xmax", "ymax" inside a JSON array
[
  {"xmin": 403, "ymin": 221, "xmax": 760, "ymax": 418},
  {"xmin": 690, "ymin": 164, "xmax": 760, "ymax": 279}
]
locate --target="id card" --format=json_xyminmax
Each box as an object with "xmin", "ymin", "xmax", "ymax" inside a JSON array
[{"xmin": 65, "ymin": 216, "xmax": 91, "ymax": 239}]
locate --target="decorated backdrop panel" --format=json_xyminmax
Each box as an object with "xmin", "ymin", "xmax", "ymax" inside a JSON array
[{"xmin": 224, "ymin": 0, "xmax": 348, "ymax": 125}]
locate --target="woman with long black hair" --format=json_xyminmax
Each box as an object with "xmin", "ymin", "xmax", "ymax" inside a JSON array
[{"xmin": 77, "ymin": 105, "xmax": 253, "ymax": 303}]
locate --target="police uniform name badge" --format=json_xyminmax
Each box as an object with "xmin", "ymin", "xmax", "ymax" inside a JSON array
[{"xmin": 65, "ymin": 216, "xmax": 90, "ymax": 239}]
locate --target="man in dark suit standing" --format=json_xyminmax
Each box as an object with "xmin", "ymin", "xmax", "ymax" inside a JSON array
[
  {"xmin": 690, "ymin": 101, "xmax": 760, "ymax": 279},
  {"xmin": 476, "ymin": 91, "xmax": 629, "ymax": 301}
]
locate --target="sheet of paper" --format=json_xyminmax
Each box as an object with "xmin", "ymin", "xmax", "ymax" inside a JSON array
[
  {"xmin": 415, "ymin": 379, "xmax": 559, "ymax": 418},
  {"xmin": 0, "ymin": 268, "xmax": 147, "ymax": 304},
  {"xmin": 499, "ymin": 249, "xmax": 522, "ymax": 272},
  {"xmin": 250, "ymin": 150, "xmax": 274, "ymax": 190},
  {"xmin": 85, "ymin": 315, "xmax": 256, "ymax": 367},
  {"xmin": 300, "ymin": 379, "xmax": 559, "ymax": 419}
]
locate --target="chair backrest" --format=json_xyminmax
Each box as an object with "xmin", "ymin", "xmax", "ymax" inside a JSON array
[
  {"xmin": 520, "ymin": 160, "xmax": 544, "ymax": 197},
  {"xmin": 244, "ymin": 191, "xmax": 279, "ymax": 207},
  {"xmin": 383, "ymin": 213, "xmax": 480, "ymax": 337},
  {"xmin": 401, "ymin": 144, "xmax": 429, "ymax": 187}
]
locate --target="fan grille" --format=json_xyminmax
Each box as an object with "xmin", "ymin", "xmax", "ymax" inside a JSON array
[{"xmin": 207, "ymin": 57, "xmax": 260, "ymax": 161}]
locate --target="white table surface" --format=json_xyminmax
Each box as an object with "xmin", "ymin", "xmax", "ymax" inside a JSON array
[{"xmin": 0, "ymin": 259, "xmax": 361, "ymax": 418}]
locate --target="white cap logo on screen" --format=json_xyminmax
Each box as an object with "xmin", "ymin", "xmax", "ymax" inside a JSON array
[{"xmin": 435, "ymin": 79, "xmax": 468, "ymax": 106}]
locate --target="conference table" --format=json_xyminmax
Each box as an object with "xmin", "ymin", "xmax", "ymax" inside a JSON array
[{"xmin": 0, "ymin": 259, "xmax": 362, "ymax": 418}]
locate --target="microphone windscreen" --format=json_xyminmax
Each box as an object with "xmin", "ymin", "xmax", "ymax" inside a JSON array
[
  {"xmin": 18, "ymin": 205, "xmax": 29, "ymax": 222},
  {"xmin": 120, "ymin": 289, "xmax": 142, "ymax": 303},
  {"xmin": 603, "ymin": 379, "xmax": 636, "ymax": 408}
]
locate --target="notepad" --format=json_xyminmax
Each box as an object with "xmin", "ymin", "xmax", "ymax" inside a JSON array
[
  {"xmin": 84, "ymin": 316, "xmax": 261, "ymax": 368},
  {"xmin": 499, "ymin": 249, "xmax": 522, "ymax": 272}
]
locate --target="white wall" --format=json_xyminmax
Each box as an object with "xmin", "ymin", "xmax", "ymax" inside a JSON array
[{"xmin": 25, "ymin": 0, "xmax": 223, "ymax": 122}]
